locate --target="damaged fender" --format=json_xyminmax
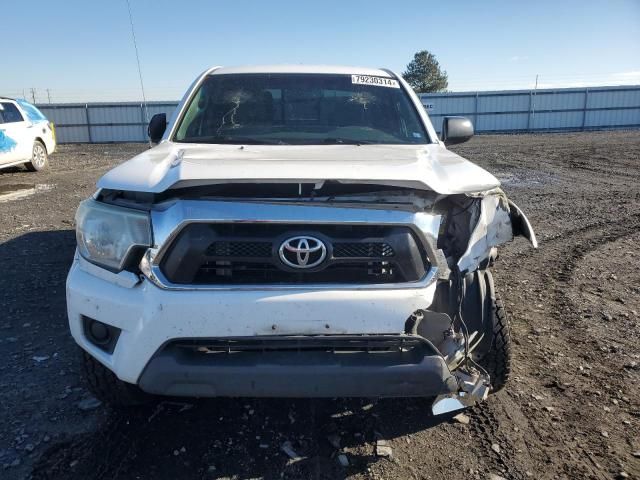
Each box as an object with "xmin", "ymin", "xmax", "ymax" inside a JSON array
[
  {"xmin": 457, "ymin": 190, "xmax": 537, "ymax": 273},
  {"xmin": 508, "ymin": 199, "xmax": 538, "ymax": 248}
]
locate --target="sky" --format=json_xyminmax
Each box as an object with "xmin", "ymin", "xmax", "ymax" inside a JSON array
[{"xmin": 2, "ymin": 0, "xmax": 639, "ymax": 102}]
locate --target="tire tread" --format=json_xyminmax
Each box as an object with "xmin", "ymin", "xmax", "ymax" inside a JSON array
[
  {"xmin": 81, "ymin": 351, "xmax": 150, "ymax": 407},
  {"xmin": 481, "ymin": 295, "xmax": 512, "ymax": 392}
]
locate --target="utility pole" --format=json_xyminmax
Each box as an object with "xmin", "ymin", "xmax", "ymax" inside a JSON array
[
  {"xmin": 30, "ymin": 88, "xmax": 36, "ymax": 104},
  {"xmin": 531, "ymin": 74, "xmax": 539, "ymax": 131},
  {"xmin": 46, "ymin": 89, "xmax": 51, "ymax": 104}
]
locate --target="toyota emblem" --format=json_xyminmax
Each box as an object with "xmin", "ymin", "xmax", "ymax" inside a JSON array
[{"xmin": 278, "ymin": 236, "xmax": 327, "ymax": 269}]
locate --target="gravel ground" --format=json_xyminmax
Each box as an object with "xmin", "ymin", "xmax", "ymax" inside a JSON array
[{"xmin": 0, "ymin": 131, "xmax": 638, "ymax": 480}]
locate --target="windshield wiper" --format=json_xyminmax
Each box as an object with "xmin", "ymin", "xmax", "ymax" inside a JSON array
[
  {"xmin": 181, "ymin": 136, "xmax": 288, "ymax": 145},
  {"xmin": 322, "ymin": 138, "xmax": 372, "ymax": 145}
]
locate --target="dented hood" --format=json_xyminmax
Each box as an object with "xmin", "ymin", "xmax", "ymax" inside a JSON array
[{"xmin": 97, "ymin": 142, "xmax": 500, "ymax": 195}]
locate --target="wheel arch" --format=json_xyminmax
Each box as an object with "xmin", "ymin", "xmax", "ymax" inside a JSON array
[{"xmin": 33, "ymin": 136, "xmax": 48, "ymax": 153}]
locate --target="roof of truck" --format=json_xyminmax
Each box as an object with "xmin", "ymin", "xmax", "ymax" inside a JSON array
[{"xmin": 208, "ymin": 65, "xmax": 395, "ymax": 77}]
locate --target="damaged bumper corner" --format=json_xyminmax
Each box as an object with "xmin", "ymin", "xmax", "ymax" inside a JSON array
[
  {"xmin": 431, "ymin": 367, "xmax": 491, "ymax": 415},
  {"xmin": 137, "ymin": 332, "xmax": 492, "ymax": 405}
]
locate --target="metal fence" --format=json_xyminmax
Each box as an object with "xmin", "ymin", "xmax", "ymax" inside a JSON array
[
  {"xmin": 37, "ymin": 85, "xmax": 640, "ymax": 143},
  {"xmin": 37, "ymin": 101, "xmax": 178, "ymax": 143},
  {"xmin": 419, "ymin": 85, "xmax": 640, "ymax": 134}
]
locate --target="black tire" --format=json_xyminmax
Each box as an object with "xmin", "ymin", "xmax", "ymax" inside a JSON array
[
  {"xmin": 478, "ymin": 294, "xmax": 512, "ymax": 392},
  {"xmin": 25, "ymin": 140, "xmax": 48, "ymax": 172},
  {"xmin": 81, "ymin": 350, "xmax": 151, "ymax": 408}
]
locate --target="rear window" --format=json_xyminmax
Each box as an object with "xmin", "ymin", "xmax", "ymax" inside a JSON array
[
  {"xmin": 0, "ymin": 102, "xmax": 25, "ymax": 123},
  {"xmin": 16, "ymin": 99, "xmax": 47, "ymax": 122}
]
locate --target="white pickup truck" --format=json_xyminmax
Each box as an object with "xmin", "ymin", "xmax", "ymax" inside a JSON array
[{"xmin": 66, "ymin": 65, "xmax": 536, "ymax": 413}]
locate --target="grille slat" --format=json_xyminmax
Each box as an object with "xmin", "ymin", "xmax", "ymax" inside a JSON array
[
  {"xmin": 174, "ymin": 335, "xmax": 427, "ymax": 354},
  {"xmin": 194, "ymin": 261, "xmax": 397, "ymax": 284},
  {"xmin": 205, "ymin": 241, "xmax": 393, "ymax": 259},
  {"xmin": 333, "ymin": 242, "xmax": 394, "ymax": 258},
  {"xmin": 206, "ymin": 241, "xmax": 272, "ymax": 258}
]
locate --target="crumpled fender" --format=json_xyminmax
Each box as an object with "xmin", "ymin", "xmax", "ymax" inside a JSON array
[
  {"xmin": 457, "ymin": 190, "xmax": 537, "ymax": 273},
  {"xmin": 508, "ymin": 199, "xmax": 538, "ymax": 248}
]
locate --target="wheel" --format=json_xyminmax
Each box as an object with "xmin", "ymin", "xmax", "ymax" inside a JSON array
[
  {"xmin": 81, "ymin": 350, "xmax": 151, "ymax": 408},
  {"xmin": 478, "ymin": 294, "xmax": 512, "ymax": 392},
  {"xmin": 25, "ymin": 140, "xmax": 48, "ymax": 171}
]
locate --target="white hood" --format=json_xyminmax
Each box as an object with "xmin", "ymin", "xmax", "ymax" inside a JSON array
[{"xmin": 97, "ymin": 142, "xmax": 500, "ymax": 195}]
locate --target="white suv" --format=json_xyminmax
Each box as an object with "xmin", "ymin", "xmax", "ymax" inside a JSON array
[
  {"xmin": 67, "ymin": 65, "xmax": 536, "ymax": 413},
  {"xmin": 0, "ymin": 97, "xmax": 56, "ymax": 171}
]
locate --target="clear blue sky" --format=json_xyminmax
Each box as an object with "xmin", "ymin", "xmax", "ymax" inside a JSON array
[{"xmin": 2, "ymin": 0, "xmax": 639, "ymax": 102}]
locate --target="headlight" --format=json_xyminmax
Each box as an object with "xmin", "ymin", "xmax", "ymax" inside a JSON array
[{"xmin": 75, "ymin": 199, "xmax": 152, "ymax": 272}]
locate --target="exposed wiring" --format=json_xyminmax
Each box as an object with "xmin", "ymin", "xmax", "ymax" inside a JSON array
[
  {"xmin": 453, "ymin": 268, "xmax": 470, "ymax": 361},
  {"xmin": 468, "ymin": 351, "xmax": 490, "ymax": 379},
  {"xmin": 453, "ymin": 266, "xmax": 490, "ymax": 380}
]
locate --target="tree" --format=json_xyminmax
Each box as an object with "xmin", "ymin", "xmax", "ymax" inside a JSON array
[{"xmin": 402, "ymin": 50, "xmax": 448, "ymax": 93}]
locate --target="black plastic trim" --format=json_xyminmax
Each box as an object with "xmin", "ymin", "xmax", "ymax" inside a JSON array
[{"xmin": 138, "ymin": 335, "xmax": 456, "ymax": 398}]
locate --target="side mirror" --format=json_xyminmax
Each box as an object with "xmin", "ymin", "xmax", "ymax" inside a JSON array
[
  {"xmin": 441, "ymin": 116, "xmax": 474, "ymax": 145},
  {"xmin": 148, "ymin": 113, "xmax": 167, "ymax": 143}
]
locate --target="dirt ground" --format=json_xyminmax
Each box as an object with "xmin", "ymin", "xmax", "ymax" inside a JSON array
[{"xmin": 0, "ymin": 131, "xmax": 638, "ymax": 480}]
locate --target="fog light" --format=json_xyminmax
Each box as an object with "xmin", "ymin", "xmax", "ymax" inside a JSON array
[
  {"xmin": 89, "ymin": 321, "xmax": 110, "ymax": 344},
  {"xmin": 82, "ymin": 316, "xmax": 121, "ymax": 353}
]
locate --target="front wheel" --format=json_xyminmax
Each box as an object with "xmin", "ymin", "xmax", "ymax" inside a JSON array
[
  {"xmin": 81, "ymin": 350, "xmax": 151, "ymax": 408},
  {"xmin": 25, "ymin": 140, "xmax": 48, "ymax": 171},
  {"xmin": 478, "ymin": 294, "xmax": 512, "ymax": 392}
]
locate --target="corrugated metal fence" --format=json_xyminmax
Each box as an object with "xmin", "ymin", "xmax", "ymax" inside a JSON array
[
  {"xmin": 37, "ymin": 85, "xmax": 640, "ymax": 143},
  {"xmin": 420, "ymin": 85, "xmax": 640, "ymax": 134},
  {"xmin": 37, "ymin": 101, "xmax": 177, "ymax": 143}
]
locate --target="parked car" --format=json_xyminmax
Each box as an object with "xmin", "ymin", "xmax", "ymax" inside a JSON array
[
  {"xmin": 0, "ymin": 97, "xmax": 55, "ymax": 171},
  {"xmin": 67, "ymin": 65, "xmax": 537, "ymax": 413}
]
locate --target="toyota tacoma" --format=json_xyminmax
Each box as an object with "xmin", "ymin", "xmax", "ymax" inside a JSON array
[{"xmin": 66, "ymin": 65, "xmax": 537, "ymax": 413}]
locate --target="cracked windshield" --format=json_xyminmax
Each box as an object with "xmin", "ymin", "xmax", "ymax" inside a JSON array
[{"xmin": 175, "ymin": 73, "xmax": 429, "ymax": 145}]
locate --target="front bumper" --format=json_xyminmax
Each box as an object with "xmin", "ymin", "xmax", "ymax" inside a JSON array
[
  {"xmin": 67, "ymin": 253, "xmax": 452, "ymax": 397},
  {"xmin": 67, "ymin": 196, "xmax": 468, "ymax": 399},
  {"xmin": 139, "ymin": 337, "xmax": 457, "ymax": 397}
]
